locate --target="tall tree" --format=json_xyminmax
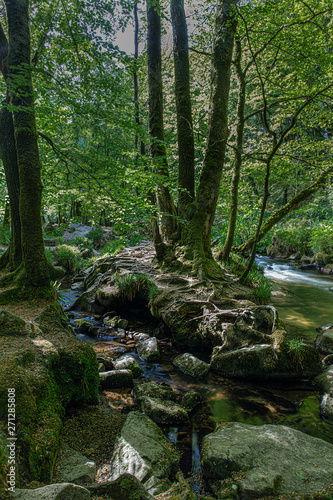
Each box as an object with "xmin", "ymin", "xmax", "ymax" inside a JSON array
[
  {"xmin": 171, "ymin": 0, "xmax": 195, "ymax": 226},
  {"xmin": 0, "ymin": 0, "xmax": 61, "ymax": 290},
  {"xmin": 184, "ymin": 0, "xmax": 237, "ymax": 275},
  {"xmin": 147, "ymin": 0, "xmax": 177, "ymax": 241}
]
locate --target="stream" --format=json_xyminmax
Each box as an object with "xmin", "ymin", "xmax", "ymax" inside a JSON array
[{"xmin": 61, "ymin": 257, "xmax": 333, "ymax": 493}]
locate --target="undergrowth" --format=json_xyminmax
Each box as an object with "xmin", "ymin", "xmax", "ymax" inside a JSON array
[{"xmin": 114, "ymin": 273, "xmax": 158, "ymax": 302}]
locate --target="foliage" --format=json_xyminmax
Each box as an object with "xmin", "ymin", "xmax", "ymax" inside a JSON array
[
  {"xmin": 100, "ymin": 237, "xmax": 126, "ymax": 256},
  {"xmin": 0, "ymin": 433, "xmax": 8, "ymax": 488},
  {"xmin": 311, "ymin": 221, "xmax": 333, "ymax": 255},
  {"xmin": 114, "ymin": 272, "xmax": 158, "ymax": 302},
  {"xmin": 51, "ymin": 244, "xmax": 83, "ymax": 272},
  {"xmin": 86, "ymin": 226, "xmax": 103, "ymax": 247},
  {"xmin": 0, "ymin": 226, "xmax": 11, "ymax": 246}
]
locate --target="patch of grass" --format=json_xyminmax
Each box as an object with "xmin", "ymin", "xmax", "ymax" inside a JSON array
[
  {"xmin": 51, "ymin": 244, "xmax": 83, "ymax": 273},
  {"xmin": 100, "ymin": 237, "xmax": 125, "ymax": 256},
  {"xmin": 115, "ymin": 273, "xmax": 158, "ymax": 302}
]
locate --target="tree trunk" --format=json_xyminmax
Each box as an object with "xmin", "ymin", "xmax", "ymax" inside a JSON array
[
  {"xmin": 0, "ymin": 24, "xmax": 22, "ymax": 270},
  {"xmin": 5, "ymin": 0, "xmax": 59, "ymax": 287},
  {"xmin": 171, "ymin": 0, "xmax": 195, "ymax": 226},
  {"xmin": 235, "ymin": 164, "xmax": 333, "ymax": 255},
  {"xmin": 147, "ymin": 0, "xmax": 177, "ymax": 241},
  {"xmin": 218, "ymin": 37, "xmax": 245, "ymax": 262},
  {"xmin": 0, "ymin": 101, "xmax": 22, "ymax": 270},
  {"xmin": 185, "ymin": 0, "xmax": 237, "ymax": 275}
]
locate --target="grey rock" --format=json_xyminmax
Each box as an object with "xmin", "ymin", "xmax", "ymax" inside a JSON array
[
  {"xmin": 173, "ymin": 353, "xmax": 209, "ymax": 378},
  {"xmin": 114, "ymin": 354, "xmax": 143, "ymax": 378},
  {"xmin": 96, "ymin": 356, "xmax": 114, "ymax": 371},
  {"xmin": 87, "ymin": 473, "xmax": 154, "ymax": 499},
  {"xmin": 56, "ymin": 445, "xmax": 96, "ymax": 485},
  {"xmin": 201, "ymin": 422, "xmax": 333, "ymax": 496},
  {"xmin": 99, "ymin": 369, "xmax": 133, "ymax": 389},
  {"xmin": 316, "ymin": 366, "xmax": 333, "ymax": 395},
  {"xmin": 137, "ymin": 337, "xmax": 160, "ymax": 362},
  {"xmin": 315, "ymin": 329, "xmax": 333, "ymax": 354},
  {"xmin": 109, "ymin": 411, "xmax": 179, "ymax": 495},
  {"xmin": 320, "ymin": 393, "xmax": 333, "ymax": 419},
  {"xmin": 141, "ymin": 396, "xmax": 189, "ymax": 425},
  {"xmin": 132, "ymin": 382, "xmax": 180, "ymax": 403},
  {"xmin": 62, "ymin": 223, "xmax": 94, "ymax": 242},
  {"xmin": 323, "ymin": 353, "xmax": 333, "ymax": 366},
  {"xmin": 210, "ymin": 343, "xmax": 322, "ymax": 380},
  {"xmin": 13, "ymin": 483, "xmax": 90, "ymax": 499},
  {"xmin": 181, "ymin": 390, "xmax": 203, "ymax": 411}
]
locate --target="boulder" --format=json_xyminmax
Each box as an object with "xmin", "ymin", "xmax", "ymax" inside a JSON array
[
  {"xmin": 132, "ymin": 382, "xmax": 180, "ymax": 403},
  {"xmin": 173, "ymin": 353, "xmax": 209, "ymax": 378},
  {"xmin": 0, "ymin": 301, "xmax": 99, "ymax": 484},
  {"xmin": 62, "ymin": 223, "xmax": 94, "ymax": 242},
  {"xmin": 323, "ymin": 354, "xmax": 333, "ymax": 366},
  {"xmin": 99, "ymin": 369, "xmax": 133, "ymax": 389},
  {"xmin": 315, "ymin": 366, "xmax": 333, "ymax": 395},
  {"xmin": 87, "ymin": 473, "xmax": 154, "ymax": 500},
  {"xmin": 141, "ymin": 397, "xmax": 189, "ymax": 425},
  {"xmin": 320, "ymin": 394, "xmax": 333, "ymax": 419},
  {"xmin": 315, "ymin": 328, "xmax": 333, "ymax": 354},
  {"xmin": 201, "ymin": 422, "xmax": 333, "ymax": 497},
  {"xmin": 181, "ymin": 391, "xmax": 203, "ymax": 412},
  {"xmin": 210, "ymin": 342, "xmax": 323, "ymax": 380},
  {"xmin": 109, "ymin": 411, "xmax": 179, "ymax": 495},
  {"xmin": 114, "ymin": 354, "xmax": 143, "ymax": 378},
  {"xmin": 56, "ymin": 445, "xmax": 96, "ymax": 485},
  {"xmin": 137, "ymin": 337, "xmax": 160, "ymax": 362},
  {"xmin": 13, "ymin": 483, "xmax": 90, "ymax": 499},
  {"xmin": 0, "ymin": 310, "xmax": 31, "ymax": 336}
]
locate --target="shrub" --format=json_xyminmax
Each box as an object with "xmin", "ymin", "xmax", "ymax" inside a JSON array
[
  {"xmin": 101, "ymin": 238, "xmax": 125, "ymax": 256},
  {"xmin": 115, "ymin": 273, "xmax": 158, "ymax": 302},
  {"xmin": 52, "ymin": 244, "xmax": 83, "ymax": 272},
  {"xmin": 87, "ymin": 226, "xmax": 104, "ymax": 247},
  {"xmin": 310, "ymin": 221, "xmax": 333, "ymax": 254}
]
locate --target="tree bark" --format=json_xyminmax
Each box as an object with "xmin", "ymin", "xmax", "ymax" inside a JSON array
[
  {"xmin": 218, "ymin": 37, "xmax": 245, "ymax": 262},
  {"xmin": 147, "ymin": 0, "xmax": 177, "ymax": 241},
  {"xmin": 5, "ymin": 0, "xmax": 58, "ymax": 286},
  {"xmin": 0, "ymin": 23, "xmax": 22, "ymax": 270},
  {"xmin": 171, "ymin": 0, "xmax": 195, "ymax": 226},
  {"xmin": 186, "ymin": 0, "xmax": 237, "ymax": 275}
]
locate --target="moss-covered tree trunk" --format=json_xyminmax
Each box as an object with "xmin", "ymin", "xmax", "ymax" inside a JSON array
[
  {"xmin": 5, "ymin": 0, "xmax": 58, "ymax": 287},
  {"xmin": 218, "ymin": 38, "xmax": 245, "ymax": 262},
  {"xmin": 147, "ymin": 0, "xmax": 177, "ymax": 241},
  {"xmin": 185, "ymin": 0, "xmax": 237, "ymax": 275},
  {"xmin": 0, "ymin": 24, "xmax": 22, "ymax": 270},
  {"xmin": 0, "ymin": 102, "xmax": 22, "ymax": 270},
  {"xmin": 171, "ymin": 0, "xmax": 195, "ymax": 227}
]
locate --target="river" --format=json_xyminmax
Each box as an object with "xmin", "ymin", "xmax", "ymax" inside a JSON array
[{"xmin": 256, "ymin": 255, "xmax": 333, "ymax": 342}]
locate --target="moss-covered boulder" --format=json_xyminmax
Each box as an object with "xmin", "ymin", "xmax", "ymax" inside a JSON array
[
  {"xmin": 315, "ymin": 327, "xmax": 333, "ymax": 354},
  {"xmin": 137, "ymin": 337, "xmax": 160, "ymax": 362},
  {"xmin": 114, "ymin": 354, "xmax": 143, "ymax": 378},
  {"xmin": 99, "ymin": 369, "xmax": 134, "ymax": 389},
  {"xmin": 210, "ymin": 341, "xmax": 322, "ymax": 380},
  {"xmin": 109, "ymin": 411, "xmax": 180, "ymax": 495},
  {"xmin": 201, "ymin": 422, "xmax": 333, "ymax": 497},
  {"xmin": 173, "ymin": 353, "xmax": 209, "ymax": 378},
  {"xmin": 141, "ymin": 397, "xmax": 189, "ymax": 425},
  {"xmin": 132, "ymin": 382, "xmax": 181, "ymax": 403},
  {"xmin": 0, "ymin": 300, "xmax": 99, "ymax": 485},
  {"xmin": 87, "ymin": 473, "xmax": 155, "ymax": 500}
]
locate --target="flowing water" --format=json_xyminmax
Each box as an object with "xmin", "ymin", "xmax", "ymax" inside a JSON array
[
  {"xmin": 256, "ymin": 255, "xmax": 333, "ymax": 342},
  {"xmin": 62, "ymin": 259, "xmax": 333, "ymax": 493}
]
